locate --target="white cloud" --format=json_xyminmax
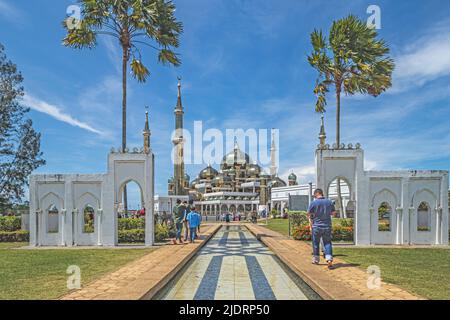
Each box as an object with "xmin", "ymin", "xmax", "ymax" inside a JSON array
[
  {"xmin": 280, "ymin": 165, "xmax": 315, "ymax": 184},
  {"xmin": 393, "ymin": 22, "xmax": 450, "ymax": 92},
  {"xmin": 101, "ymin": 37, "xmax": 122, "ymax": 74},
  {"xmin": 23, "ymin": 95, "xmax": 104, "ymax": 135}
]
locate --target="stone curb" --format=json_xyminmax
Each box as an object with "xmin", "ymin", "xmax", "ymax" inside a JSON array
[{"xmin": 140, "ymin": 224, "xmax": 222, "ymax": 300}]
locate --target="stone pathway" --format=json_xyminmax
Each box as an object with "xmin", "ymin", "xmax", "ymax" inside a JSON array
[
  {"xmin": 246, "ymin": 224, "xmax": 424, "ymax": 300},
  {"xmin": 161, "ymin": 225, "xmax": 313, "ymax": 300},
  {"xmin": 60, "ymin": 224, "xmax": 221, "ymax": 300}
]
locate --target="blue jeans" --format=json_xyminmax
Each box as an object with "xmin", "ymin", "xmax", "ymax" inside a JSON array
[
  {"xmin": 183, "ymin": 222, "xmax": 189, "ymax": 241},
  {"xmin": 312, "ymin": 226, "xmax": 333, "ymax": 262},
  {"xmin": 175, "ymin": 222, "xmax": 183, "ymax": 241},
  {"xmin": 189, "ymin": 227, "xmax": 197, "ymax": 242}
]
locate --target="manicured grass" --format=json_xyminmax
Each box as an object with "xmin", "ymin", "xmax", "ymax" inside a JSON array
[
  {"xmin": 262, "ymin": 221, "xmax": 450, "ymax": 299},
  {"xmin": 264, "ymin": 218, "xmax": 289, "ymax": 236},
  {"xmin": 0, "ymin": 243, "xmax": 154, "ymax": 300},
  {"xmin": 334, "ymin": 247, "xmax": 450, "ymax": 300}
]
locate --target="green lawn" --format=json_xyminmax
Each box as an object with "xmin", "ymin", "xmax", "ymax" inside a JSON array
[
  {"xmin": 0, "ymin": 242, "xmax": 154, "ymax": 300},
  {"xmin": 262, "ymin": 219, "xmax": 450, "ymax": 300},
  {"xmin": 334, "ymin": 247, "xmax": 450, "ymax": 300},
  {"xmin": 264, "ymin": 218, "xmax": 289, "ymax": 236}
]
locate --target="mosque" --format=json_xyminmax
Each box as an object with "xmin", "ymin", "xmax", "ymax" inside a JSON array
[{"xmin": 166, "ymin": 79, "xmax": 297, "ymax": 217}]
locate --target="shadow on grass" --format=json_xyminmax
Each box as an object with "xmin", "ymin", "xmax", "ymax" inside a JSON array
[{"xmin": 332, "ymin": 262, "xmax": 361, "ymax": 269}]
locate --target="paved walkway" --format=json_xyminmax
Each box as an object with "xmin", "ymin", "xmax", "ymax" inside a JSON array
[
  {"xmin": 61, "ymin": 224, "xmax": 221, "ymax": 300},
  {"xmin": 246, "ymin": 224, "xmax": 424, "ymax": 300},
  {"xmin": 161, "ymin": 225, "xmax": 314, "ymax": 300}
]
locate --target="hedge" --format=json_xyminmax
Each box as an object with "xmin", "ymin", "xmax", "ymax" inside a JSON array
[
  {"xmin": 118, "ymin": 217, "xmax": 145, "ymax": 230},
  {"xmin": 0, "ymin": 216, "xmax": 22, "ymax": 232},
  {"xmin": 0, "ymin": 231, "xmax": 29, "ymax": 242},
  {"xmin": 118, "ymin": 229, "xmax": 145, "ymax": 243}
]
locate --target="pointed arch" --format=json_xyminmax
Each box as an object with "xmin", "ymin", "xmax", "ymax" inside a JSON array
[
  {"xmin": 371, "ymin": 188, "xmax": 398, "ymax": 208},
  {"xmin": 411, "ymin": 188, "xmax": 437, "ymax": 208}
]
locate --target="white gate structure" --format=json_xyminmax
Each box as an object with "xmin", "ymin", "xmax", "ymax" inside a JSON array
[
  {"xmin": 29, "ymin": 113, "xmax": 155, "ymax": 247},
  {"xmin": 315, "ymin": 145, "xmax": 449, "ymax": 246}
]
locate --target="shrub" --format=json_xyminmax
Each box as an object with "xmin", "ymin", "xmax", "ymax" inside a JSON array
[
  {"xmin": 332, "ymin": 218, "xmax": 354, "ymax": 228},
  {"xmin": 0, "ymin": 230, "xmax": 29, "ymax": 242},
  {"xmin": 155, "ymin": 224, "xmax": 170, "ymax": 242},
  {"xmin": 291, "ymin": 225, "xmax": 311, "ymax": 241},
  {"xmin": 118, "ymin": 217, "xmax": 145, "ymax": 230},
  {"xmin": 0, "ymin": 216, "xmax": 22, "ymax": 232},
  {"xmin": 332, "ymin": 225, "xmax": 354, "ymax": 241},
  {"xmin": 291, "ymin": 225, "xmax": 354, "ymax": 242},
  {"xmin": 118, "ymin": 229, "xmax": 145, "ymax": 243},
  {"xmin": 288, "ymin": 211, "xmax": 309, "ymax": 227}
]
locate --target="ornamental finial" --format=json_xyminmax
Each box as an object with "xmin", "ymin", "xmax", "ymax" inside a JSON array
[{"xmin": 319, "ymin": 114, "xmax": 326, "ymax": 147}]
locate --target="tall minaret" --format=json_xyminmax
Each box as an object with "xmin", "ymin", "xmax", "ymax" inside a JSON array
[
  {"xmin": 143, "ymin": 109, "xmax": 151, "ymax": 154},
  {"xmin": 172, "ymin": 77, "xmax": 186, "ymax": 195},
  {"xmin": 270, "ymin": 129, "xmax": 277, "ymax": 177}
]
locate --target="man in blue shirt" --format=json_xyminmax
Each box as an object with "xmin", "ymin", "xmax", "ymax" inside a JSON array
[
  {"xmin": 186, "ymin": 206, "xmax": 201, "ymax": 243},
  {"xmin": 307, "ymin": 188, "xmax": 336, "ymax": 269}
]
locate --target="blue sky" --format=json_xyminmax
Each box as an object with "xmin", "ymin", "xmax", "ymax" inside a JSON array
[{"xmin": 1, "ymin": 0, "xmax": 450, "ymax": 208}]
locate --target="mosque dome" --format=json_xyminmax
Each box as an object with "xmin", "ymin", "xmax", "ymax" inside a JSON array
[
  {"xmin": 199, "ymin": 165, "xmax": 219, "ymax": 179},
  {"xmin": 288, "ymin": 172, "xmax": 297, "ymax": 181},
  {"xmin": 190, "ymin": 178, "xmax": 199, "ymax": 188},
  {"xmin": 184, "ymin": 173, "xmax": 190, "ymax": 182},
  {"xmin": 247, "ymin": 163, "xmax": 261, "ymax": 176},
  {"xmin": 221, "ymin": 143, "xmax": 250, "ymax": 169}
]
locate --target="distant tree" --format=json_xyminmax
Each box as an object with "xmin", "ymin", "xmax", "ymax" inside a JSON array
[
  {"xmin": 308, "ymin": 15, "xmax": 394, "ymax": 217},
  {"xmin": 63, "ymin": 0, "xmax": 183, "ymax": 213},
  {"xmin": 0, "ymin": 44, "xmax": 45, "ymax": 211}
]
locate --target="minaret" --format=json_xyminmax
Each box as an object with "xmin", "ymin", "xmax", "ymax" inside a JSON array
[
  {"xmin": 143, "ymin": 110, "xmax": 151, "ymax": 154},
  {"xmin": 270, "ymin": 129, "xmax": 277, "ymax": 177},
  {"xmin": 319, "ymin": 114, "xmax": 326, "ymax": 147},
  {"xmin": 172, "ymin": 77, "xmax": 186, "ymax": 195}
]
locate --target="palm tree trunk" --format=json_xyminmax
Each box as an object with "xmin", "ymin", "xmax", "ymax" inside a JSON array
[
  {"xmin": 336, "ymin": 179, "xmax": 345, "ymax": 218},
  {"xmin": 122, "ymin": 46, "xmax": 128, "ymax": 215},
  {"xmin": 335, "ymin": 87, "xmax": 344, "ymax": 217},
  {"xmin": 336, "ymin": 88, "xmax": 341, "ymax": 147}
]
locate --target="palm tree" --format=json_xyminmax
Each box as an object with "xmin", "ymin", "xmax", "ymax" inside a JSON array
[
  {"xmin": 63, "ymin": 0, "xmax": 182, "ymax": 213},
  {"xmin": 308, "ymin": 15, "xmax": 394, "ymax": 217}
]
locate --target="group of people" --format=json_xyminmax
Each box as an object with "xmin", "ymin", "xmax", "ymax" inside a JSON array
[
  {"xmin": 172, "ymin": 199, "xmax": 202, "ymax": 244},
  {"xmin": 168, "ymin": 189, "xmax": 335, "ymax": 268}
]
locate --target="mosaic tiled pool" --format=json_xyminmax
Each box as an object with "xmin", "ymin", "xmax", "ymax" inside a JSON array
[{"xmin": 157, "ymin": 225, "xmax": 320, "ymax": 300}]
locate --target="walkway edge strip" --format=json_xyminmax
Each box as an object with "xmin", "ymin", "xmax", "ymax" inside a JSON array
[
  {"xmin": 245, "ymin": 224, "xmax": 334, "ymax": 300},
  {"xmin": 140, "ymin": 224, "xmax": 222, "ymax": 300}
]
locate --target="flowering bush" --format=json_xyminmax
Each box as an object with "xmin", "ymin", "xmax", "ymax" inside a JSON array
[{"xmin": 291, "ymin": 225, "xmax": 312, "ymax": 241}]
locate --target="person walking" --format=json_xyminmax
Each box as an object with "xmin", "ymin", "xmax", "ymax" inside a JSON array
[
  {"xmin": 186, "ymin": 206, "xmax": 201, "ymax": 243},
  {"xmin": 182, "ymin": 201, "xmax": 189, "ymax": 242},
  {"xmin": 307, "ymin": 188, "xmax": 336, "ymax": 269},
  {"xmin": 172, "ymin": 199, "xmax": 185, "ymax": 245}
]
